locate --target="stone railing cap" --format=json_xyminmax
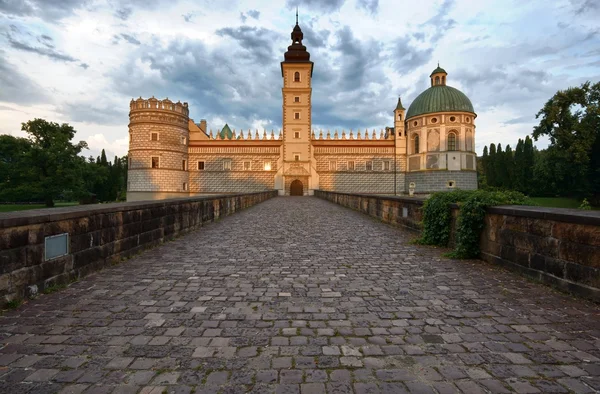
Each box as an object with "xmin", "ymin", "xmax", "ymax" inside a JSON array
[
  {"xmin": 487, "ymin": 205, "xmax": 600, "ymax": 226},
  {"xmin": 0, "ymin": 191, "xmax": 277, "ymax": 228}
]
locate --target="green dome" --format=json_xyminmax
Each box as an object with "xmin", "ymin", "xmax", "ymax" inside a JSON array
[
  {"xmin": 406, "ymin": 85, "xmax": 474, "ymax": 120},
  {"xmin": 430, "ymin": 66, "xmax": 447, "ymax": 76}
]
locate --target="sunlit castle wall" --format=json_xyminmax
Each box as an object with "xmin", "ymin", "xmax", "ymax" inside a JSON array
[
  {"xmin": 187, "ymin": 129, "xmax": 281, "ymax": 194},
  {"xmin": 127, "ymin": 98, "xmax": 190, "ymax": 202},
  {"xmin": 313, "ymin": 129, "xmax": 404, "ymax": 194}
]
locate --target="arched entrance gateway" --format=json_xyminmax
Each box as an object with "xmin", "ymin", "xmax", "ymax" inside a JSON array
[{"xmin": 290, "ymin": 180, "xmax": 304, "ymax": 196}]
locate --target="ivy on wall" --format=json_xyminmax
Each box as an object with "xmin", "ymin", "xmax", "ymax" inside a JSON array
[{"xmin": 417, "ymin": 189, "xmax": 532, "ymax": 258}]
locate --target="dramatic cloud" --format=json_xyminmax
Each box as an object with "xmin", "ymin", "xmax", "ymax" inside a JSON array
[
  {"xmin": 287, "ymin": 0, "xmax": 346, "ymax": 14},
  {"xmin": 0, "ymin": 51, "xmax": 50, "ymax": 105},
  {"xmin": 247, "ymin": 9, "xmax": 260, "ymax": 19},
  {"xmin": 0, "ymin": 0, "xmax": 91, "ymax": 21},
  {"xmin": 114, "ymin": 33, "xmax": 141, "ymax": 46},
  {"xmin": 0, "ymin": 0, "xmax": 598, "ymax": 156},
  {"xmin": 6, "ymin": 31, "xmax": 78, "ymax": 62},
  {"xmin": 216, "ymin": 26, "xmax": 279, "ymax": 65},
  {"xmin": 356, "ymin": 0, "xmax": 378, "ymax": 14},
  {"xmin": 114, "ymin": 7, "xmax": 132, "ymax": 20}
]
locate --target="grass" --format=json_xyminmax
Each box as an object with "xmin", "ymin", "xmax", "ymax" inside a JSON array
[
  {"xmin": 0, "ymin": 202, "xmax": 79, "ymax": 213},
  {"xmin": 529, "ymin": 197, "xmax": 599, "ymax": 210}
]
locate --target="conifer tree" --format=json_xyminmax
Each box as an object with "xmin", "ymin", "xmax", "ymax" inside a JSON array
[
  {"xmin": 488, "ymin": 143, "xmax": 497, "ymax": 187},
  {"xmin": 513, "ymin": 139, "xmax": 525, "ymax": 193}
]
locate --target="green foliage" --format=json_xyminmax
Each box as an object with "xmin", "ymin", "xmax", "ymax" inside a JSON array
[
  {"xmin": 579, "ymin": 198, "xmax": 592, "ymax": 210},
  {"xmin": 418, "ymin": 190, "xmax": 532, "ymax": 259},
  {"xmin": 5, "ymin": 298, "xmax": 22, "ymax": 309},
  {"xmin": 0, "ymin": 118, "xmax": 129, "ymax": 205}
]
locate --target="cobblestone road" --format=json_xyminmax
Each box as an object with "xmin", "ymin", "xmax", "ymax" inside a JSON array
[{"xmin": 1, "ymin": 197, "xmax": 599, "ymax": 394}]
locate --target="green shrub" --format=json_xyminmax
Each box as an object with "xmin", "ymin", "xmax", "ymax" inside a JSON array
[
  {"xmin": 579, "ymin": 198, "xmax": 592, "ymax": 210},
  {"xmin": 418, "ymin": 189, "xmax": 532, "ymax": 259}
]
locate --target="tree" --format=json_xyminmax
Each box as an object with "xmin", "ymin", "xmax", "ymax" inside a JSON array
[
  {"xmin": 504, "ymin": 144, "xmax": 514, "ymax": 190},
  {"xmin": 495, "ymin": 143, "xmax": 507, "ymax": 188},
  {"xmin": 513, "ymin": 139, "xmax": 525, "ymax": 193},
  {"xmin": 533, "ymin": 81, "xmax": 600, "ymax": 202},
  {"xmin": 21, "ymin": 119, "xmax": 88, "ymax": 206},
  {"xmin": 487, "ymin": 143, "xmax": 497, "ymax": 187},
  {"xmin": 523, "ymin": 136, "xmax": 535, "ymax": 195},
  {"xmin": 0, "ymin": 135, "xmax": 37, "ymax": 202}
]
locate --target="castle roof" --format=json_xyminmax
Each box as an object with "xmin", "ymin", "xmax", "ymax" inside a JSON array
[{"xmin": 219, "ymin": 124, "xmax": 233, "ymax": 140}]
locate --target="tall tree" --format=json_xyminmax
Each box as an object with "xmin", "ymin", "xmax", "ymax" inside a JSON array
[
  {"xmin": 21, "ymin": 119, "xmax": 88, "ymax": 206},
  {"xmin": 513, "ymin": 139, "xmax": 525, "ymax": 193},
  {"xmin": 523, "ymin": 136, "xmax": 535, "ymax": 195},
  {"xmin": 533, "ymin": 81, "xmax": 600, "ymax": 201},
  {"xmin": 488, "ymin": 143, "xmax": 497, "ymax": 187},
  {"xmin": 504, "ymin": 144, "xmax": 514, "ymax": 190},
  {"xmin": 495, "ymin": 143, "xmax": 507, "ymax": 188}
]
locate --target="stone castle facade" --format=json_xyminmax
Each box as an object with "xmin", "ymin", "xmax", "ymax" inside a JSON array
[{"xmin": 127, "ymin": 21, "xmax": 477, "ymax": 201}]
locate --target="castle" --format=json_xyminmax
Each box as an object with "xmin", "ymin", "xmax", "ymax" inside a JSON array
[{"xmin": 127, "ymin": 19, "xmax": 477, "ymax": 201}]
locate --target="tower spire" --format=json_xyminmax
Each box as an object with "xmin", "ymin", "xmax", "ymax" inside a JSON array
[{"xmin": 296, "ymin": 7, "xmax": 298, "ymax": 25}]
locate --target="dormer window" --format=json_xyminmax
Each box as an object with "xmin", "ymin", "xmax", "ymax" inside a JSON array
[{"xmin": 294, "ymin": 72, "xmax": 300, "ymax": 82}]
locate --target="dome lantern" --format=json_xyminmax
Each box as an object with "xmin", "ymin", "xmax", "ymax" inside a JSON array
[
  {"xmin": 406, "ymin": 66, "xmax": 475, "ymax": 120},
  {"xmin": 430, "ymin": 63, "xmax": 447, "ymax": 87}
]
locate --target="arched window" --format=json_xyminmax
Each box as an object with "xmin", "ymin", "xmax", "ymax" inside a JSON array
[
  {"xmin": 294, "ymin": 72, "xmax": 300, "ymax": 82},
  {"xmin": 398, "ymin": 113, "xmax": 402, "ymax": 120},
  {"xmin": 435, "ymin": 76, "xmax": 440, "ymax": 85},
  {"xmin": 442, "ymin": 76, "xmax": 446, "ymax": 85},
  {"xmin": 413, "ymin": 134, "xmax": 420, "ymax": 154},
  {"xmin": 448, "ymin": 132, "xmax": 457, "ymax": 151}
]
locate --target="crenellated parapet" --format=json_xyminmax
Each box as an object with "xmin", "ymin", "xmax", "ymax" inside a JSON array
[
  {"xmin": 129, "ymin": 97, "xmax": 189, "ymax": 127},
  {"xmin": 314, "ymin": 129, "xmax": 392, "ymax": 140},
  {"xmin": 206, "ymin": 129, "xmax": 283, "ymax": 140}
]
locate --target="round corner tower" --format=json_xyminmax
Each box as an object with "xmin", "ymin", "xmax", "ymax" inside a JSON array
[{"xmin": 127, "ymin": 97, "xmax": 190, "ymax": 202}]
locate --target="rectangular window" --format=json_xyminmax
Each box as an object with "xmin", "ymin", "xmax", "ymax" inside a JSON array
[
  {"xmin": 181, "ymin": 136, "xmax": 187, "ymax": 145},
  {"xmin": 198, "ymin": 161, "xmax": 205, "ymax": 170},
  {"xmin": 182, "ymin": 159, "xmax": 187, "ymax": 170},
  {"xmin": 294, "ymin": 96, "xmax": 300, "ymax": 103},
  {"xmin": 294, "ymin": 112, "xmax": 300, "ymax": 120},
  {"xmin": 366, "ymin": 161, "xmax": 373, "ymax": 171},
  {"xmin": 151, "ymin": 132, "xmax": 158, "ymax": 141},
  {"xmin": 383, "ymin": 160, "xmax": 390, "ymax": 171},
  {"xmin": 294, "ymin": 131, "xmax": 300, "ymax": 139},
  {"xmin": 244, "ymin": 161, "xmax": 251, "ymax": 170},
  {"xmin": 329, "ymin": 160, "xmax": 336, "ymax": 171},
  {"xmin": 294, "ymin": 154, "xmax": 300, "ymax": 161},
  {"xmin": 223, "ymin": 159, "xmax": 232, "ymax": 170},
  {"xmin": 264, "ymin": 162, "xmax": 272, "ymax": 171},
  {"xmin": 348, "ymin": 161, "xmax": 355, "ymax": 171},
  {"xmin": 183, "ymin": 182, "xmax": 188, "ymax": 191},
  {"xmin": 152, "ymin": 157, "xmax": 159, "ymax": 168}
]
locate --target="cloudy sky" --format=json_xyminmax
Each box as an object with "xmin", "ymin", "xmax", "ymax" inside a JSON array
[{"xmin": 0, "ymin": 0, "xmax": 598, "ymax": 159}]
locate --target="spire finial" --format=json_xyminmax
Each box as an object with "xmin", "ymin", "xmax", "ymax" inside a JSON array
[
  {"xmin": 437, "ymin": 61, "xmax": 439, "ymax": 67},
  {"xmin": 296, "ymin": 7, "xmax": 298, "ymax": 24}
]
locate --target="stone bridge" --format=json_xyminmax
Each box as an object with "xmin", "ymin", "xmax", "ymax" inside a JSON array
[{"xmin": 0, "ymin": 197, "xmax": 599, "ymax": 393}]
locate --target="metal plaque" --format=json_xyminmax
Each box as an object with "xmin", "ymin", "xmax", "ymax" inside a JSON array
[{"xmin": 45, "ymin": 233, "xmax": 69, "ymax": 261}]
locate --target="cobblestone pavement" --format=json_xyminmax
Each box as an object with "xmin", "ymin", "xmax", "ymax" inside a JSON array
[{"xmin": 1, "ymin": 197, "xmax": 599, "ymax": 394}]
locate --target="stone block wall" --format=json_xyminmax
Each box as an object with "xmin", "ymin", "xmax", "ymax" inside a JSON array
[
  {"xmin": 481, "ymin": 206, "xmax": 600, "ymax": 301},
  {"xmin": 316, "ymin": 190, "xmax": 600, "ymax": 301},
  {"xmin": 406, "ymin": 170, "xmax": 477, "ymax": 193},
  {"xmin": 0, "ymin": 191, "xmax": 277, "ymax": 307},
  {"xmin": 188, "ymin": 154, "xmax": 278, "ymax": 193}
]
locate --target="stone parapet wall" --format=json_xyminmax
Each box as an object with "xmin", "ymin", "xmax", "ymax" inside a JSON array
[
  {"xmin": 315, "ymin": 190, "xmax": 600, "ymax": 301},
  {"xmin": 406, "ymin": 170, "xmax": 477, "ymax": 193},
  {"xmin": 191, "ymin": 171, "xmax": 276, "ymax": 193},
  {"xmin": 317, "ymin": 173, "xmax": 404, "ymax": 195},
  {"xmin": 0, "ymin": 191, "xmax": 277, "ymax": 307}
]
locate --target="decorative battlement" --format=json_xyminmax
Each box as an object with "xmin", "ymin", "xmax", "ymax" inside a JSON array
[
  {"xmin": 130, "ymin": 97, "xmax": 190, "ymax": 117},
  {"xmin": 313, "ymin": 129, "xmax": 392, "ymax": 140},
  {"xmin": 202, "ymin": 128, "xmax": 394, "ymax": 141}
]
